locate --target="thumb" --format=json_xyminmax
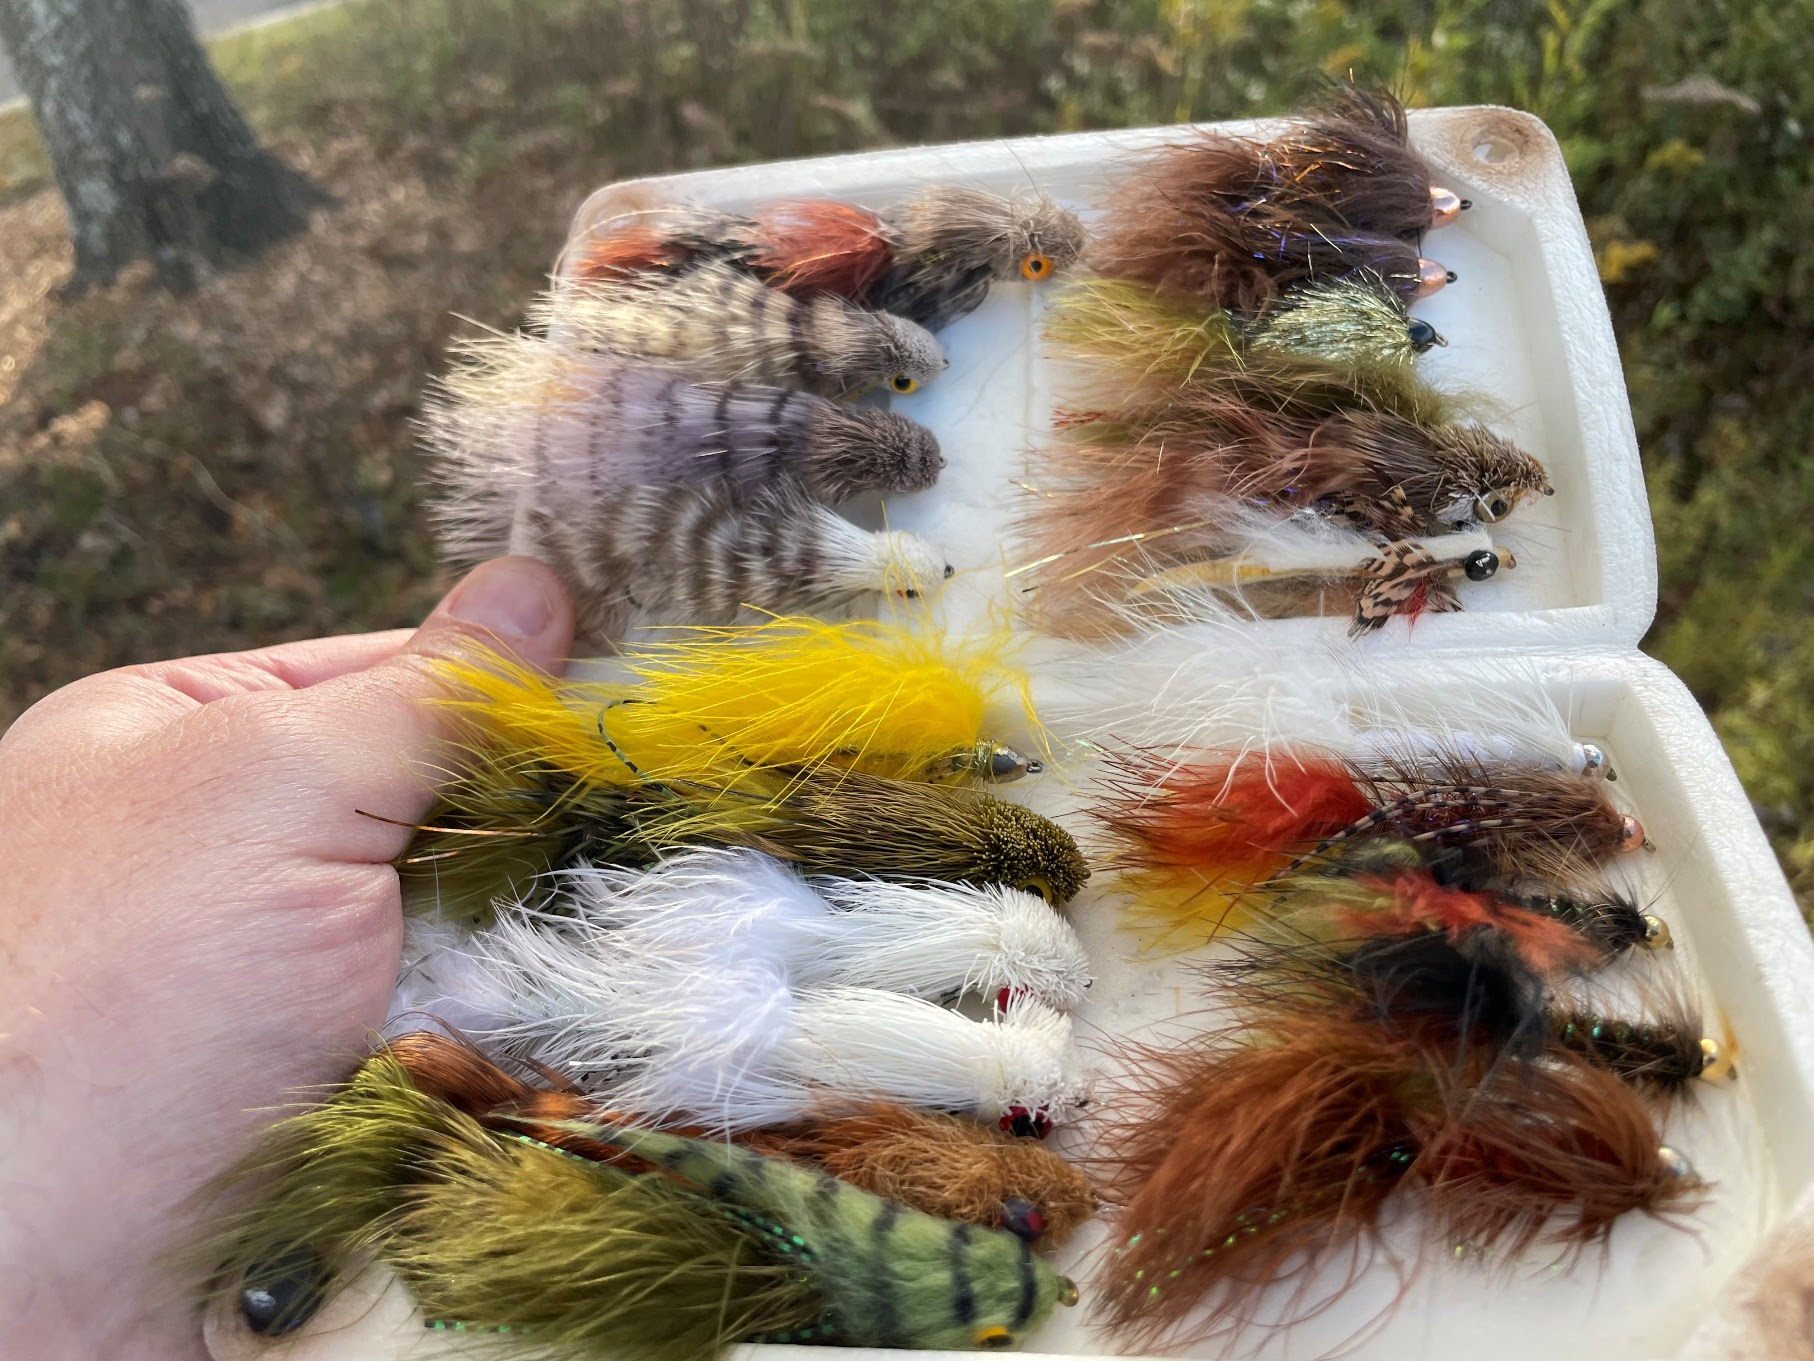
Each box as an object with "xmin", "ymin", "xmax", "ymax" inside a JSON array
[{"xmin": 267, "ymin": 555, "xmax": 578, "ymax": 862}]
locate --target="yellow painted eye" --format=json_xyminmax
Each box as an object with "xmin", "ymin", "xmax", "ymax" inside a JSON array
[
  {"xmin": 1017, "ymin": 876, "xmax": 1053, "ymax": 904},
  {"xmin": 890, "ymin": 374, "xmax": 918, "ymax": 394},
  {"xmin": 1020, "ymin": 252, "xmax": 1053, "ymax": 281},
  {"xmin": 972, "ymin": 1325, "xmax": 1016, "ymax": 1350}
]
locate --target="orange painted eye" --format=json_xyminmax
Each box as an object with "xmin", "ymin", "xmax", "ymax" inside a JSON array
[{"xmin": 1019, "ymin": 252, "xmax": 1053, "ymax": 281}]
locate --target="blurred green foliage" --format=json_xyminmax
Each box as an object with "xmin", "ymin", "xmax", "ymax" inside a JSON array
[{"xmin": 3, "ymin": 0, "xmax": 1814, "ymax": 901}]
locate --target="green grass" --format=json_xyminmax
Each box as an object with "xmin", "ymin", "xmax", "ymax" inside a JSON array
[{"xmin": 4, "ymin": 0, "xmax": 1814, "ymax": 904}]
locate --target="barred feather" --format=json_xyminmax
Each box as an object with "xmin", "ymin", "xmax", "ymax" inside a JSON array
[
  {"xmin": 525, "ymin": 1119, "xmax": 1079, "ymax": 1348},
  {"xmin": 514, "ymin": 479, "xmax": 951, "ymax": 647},
  {"xmin": 386, "ymin": 1032, "xmax": 1099, "ymax": 1241},
  {"xmin": 190, "ymin": 1054, "xmax": 816, "ymax": 1358},
  {"xmin": 537, "ymin": 260, "xmax": 947, "ymax": 399},
  {"xmin": 422, "ymin": 339, "xmax": 943, "ymax": 565},
  {"xmin": 1094, "ymin": 742, "xmax": 1643, "ymax": 945},
  {"xmin": 1022, "ymin": 506, "xmax": 1504, "ymax": 638},
  {"xmin": 873, "ymin": 186, "xmax": 1089, "ymax": 330}
]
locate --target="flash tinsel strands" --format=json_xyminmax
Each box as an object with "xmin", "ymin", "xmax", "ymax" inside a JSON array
[{"xmin": 1089, "ymin": 82, "xmax": 1455, "ymax": 313}]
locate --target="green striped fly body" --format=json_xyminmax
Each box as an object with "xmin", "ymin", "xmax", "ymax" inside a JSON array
[{"xmin": 549, "ymin": 1119, "xmax": 1079, "ymax": 1350}]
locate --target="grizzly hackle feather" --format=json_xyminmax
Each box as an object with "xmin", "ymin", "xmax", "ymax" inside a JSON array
[
  {"xmin": 423, "ymin": 340, "xmax": 943, "ymax": 566},
  {"xmin": 872, "ymin": 185, "xmax": 1088, "ymax": 330},
  {"xmin": 514, "ymin": 478, "xmax": 952, "ymax": 648},
  {"xmin": 537, "ymin": 260, "xmax": 947, "ymax": 399}
]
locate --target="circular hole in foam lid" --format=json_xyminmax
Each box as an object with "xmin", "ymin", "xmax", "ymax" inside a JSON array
[{"xmin": 1472, "ymin": 135, "xmax": 1519, "ymax": 165}]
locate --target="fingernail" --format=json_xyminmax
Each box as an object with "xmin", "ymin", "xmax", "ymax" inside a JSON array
[{"xmin": 445, "ymin": 558, "xmax": 555, "ymax": 640}]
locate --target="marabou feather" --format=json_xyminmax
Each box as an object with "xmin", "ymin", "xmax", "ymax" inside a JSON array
[
  {"xmin": 402, "ymin": 845, "xmax": 1092, "ymax": 1012},
  {"xmin": 1093, "ymin": 740, "xmax": 1643, "ymax": 946},
  {"xmin": 190, "ymin": 1054, "xmax": 816, "ymax": 1358},
  {"xmin": 570, "ymin": 189, "xmax": 1086, "ymax": 329},
  {"xmin": 1089, "ymin": 83, "xmax": 1442, "ymax": 313},
  {"xmin": 386, "ymin": 1032, "xmax": 1099, "ymax": 1241},
  {"xmin": 401, "ymin": 909, "xmax": 1089, "ymax": 1132},
  {"xmin": 396, "ymin": 754, "xmax": 1089, "ymax": 923},
  {"xmin": 1025, "ymin": 505, "xmax": 1505, "ymax": 639},
  {"xmin": 526, "ymin": 1119, "xmax": 1080, "ymax": 1348},
  {"xmin": 536, "ymin": 260, "xmax": 947, "ymax": 399},
  {"xmin": 421, "ymin": 338, "xmax": 944, "ymax": 567},
  {"xmin": 1092, "ymin": 1011, "xmax": 1696, "ymax": 1351},
  {"xmin": 514, "ymin": 478, "xmax": 952, "ymax": 647},
  {"xmin": 424, "ymin": 617, "xmax": 1035, "ymax": 799}
]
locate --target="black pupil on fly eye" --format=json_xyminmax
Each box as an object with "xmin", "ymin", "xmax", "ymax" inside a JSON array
[
  {"xmin": 982, "ymin": 1332, "xmax": 1016, "ymax": 1350},
  {"xmin": 892, "ymin": 375, "xmax": 911, "ymax": 391},
  {"xmin": 998, "ymin": 1197, "xmax": 1048, "ymax": 1241},
  {"xmin": 1463, "ymin": 550, "xmax": 1499, "ymax": 581},
  {"xmin": 239, "ymin": 1249, "xmax": 326, "ymax": 1336}
]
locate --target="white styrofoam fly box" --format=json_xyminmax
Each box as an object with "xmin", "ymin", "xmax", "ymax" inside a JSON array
[{"xmin": 205, "ymin": 109, "xmax": 1814, "ymax": 1361}]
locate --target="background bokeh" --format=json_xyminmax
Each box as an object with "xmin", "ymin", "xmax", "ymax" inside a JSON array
[{"xmin": 1, "ymin": 0, "xmax": 1809, "ymax": 907}]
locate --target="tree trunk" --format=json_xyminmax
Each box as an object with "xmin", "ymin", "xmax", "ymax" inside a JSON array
[{"xmin": 0, "ymin": 0, "xmax": 326, "ymax": 293}]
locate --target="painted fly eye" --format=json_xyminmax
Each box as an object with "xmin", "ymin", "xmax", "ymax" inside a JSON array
[
  {"xmin": 902, "ymin": 589, "xmax": 921, "ymax": 599},
  {"xmin": 943, "ymin": 563, "xmax": 956, "ymax": 579},
  {"xmin": 1000, "ymin": 1104, "xmax": 1050, "ymax": 1139},
  {"xmin": 1407, "ymin": 319, "xmax": 1444, "ymax": 352},
  {"xmin": 1699, "ymin": 1036, "xmax": 1737, "ymax": 1082},
  {"xmin": 1020, "ymin": 252, "xmax": 1054, "ymax": 281},
  {"xmin": 1657, "ymin": 1146, "xmax": 1699, "ymax": 1183},
  {"xmin": 1475, "ymin": 489, "xmax": 1515, "ymax": 522},
  {"xmin": 973, "ymin": 1325, "xmax": 1017, "ymax": 1350},
  {"xmin": 1016, "ymin": 875, "xmax": 1053, "ymax": 903},
  {"xmin": 890, "ymin": 374, "xmax": 918, "ymax": 394},
  {"xmin": 1462, "ymin": 550, "xmax": 1499, "ymax": 582},
  {"xmin": 997, "ymin": 1197, "xmax": 1048, "ymax": 1242},
  {"xmin": 988, "ymin": 746, "xmax": 1037, "ymax": 780},
  {"xmin": 239, "ymin": 1248, "xmax": 326, "ymax": 1336},
  {"xmin": 1618, "ymin": 814, "xmax": 1647, "ymax": 854}
]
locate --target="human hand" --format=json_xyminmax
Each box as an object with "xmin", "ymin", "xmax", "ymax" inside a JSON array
[{"xmin": 0, "ymin": 556, "xmax": 575, "ymax": 1361}]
